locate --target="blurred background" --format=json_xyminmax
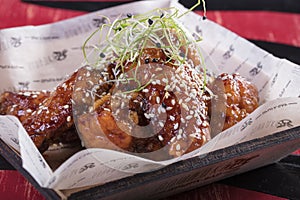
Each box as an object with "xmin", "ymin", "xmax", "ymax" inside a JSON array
[
  {"xmin": 1, "ymin": 0, "xmax": 299, "ymax": 64},
  {"xmin": 0, "ymin": 0, "xmax": 299, "ymax": 199}
]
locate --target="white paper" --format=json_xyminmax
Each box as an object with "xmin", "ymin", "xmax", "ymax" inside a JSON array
[{"xmin": 0, "ymin": 0, "xmax": 300, "ymax": 190}]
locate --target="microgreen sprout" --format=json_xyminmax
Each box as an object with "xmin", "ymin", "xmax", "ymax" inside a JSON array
[{"xmin": 82, "ymin": 0, "xmax": 207, "ymax": 94}]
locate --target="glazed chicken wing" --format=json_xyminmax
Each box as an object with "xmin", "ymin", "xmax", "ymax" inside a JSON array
[
  {"xmin": 221, "ymin": 73, "xmax": 259, "ymax": 130},
  {"xmin": 76, "ymin": 48, "xmax": 211, "ymax": 160},
  {"xmin": 0, "ymin": 90, "xmax": 50, "ymax": 122}
]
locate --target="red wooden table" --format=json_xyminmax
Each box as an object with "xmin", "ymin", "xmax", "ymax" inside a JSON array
[{"xmin": 0, "ymin": 0, "xmax": 299, "ymax": 199}]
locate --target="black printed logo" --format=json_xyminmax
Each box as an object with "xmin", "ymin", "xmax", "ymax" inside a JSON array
[
  {"xmin": 249, "ymin": 62, "xmax": 263, "ymax": 77},
  {"xmin": 277, "ymin": 119, "xmax": 293, "ymax": 128},
  {"xmin": 18, "ymin": 81, "xmax": 30, "ymax": 90},
  {"xmin": 10, "ymin": 137, "xmax": 19, "ymax": 145},
  {"xmin": 92, "ymin": 17, "xmax": 108, "ymax": 28},
  {"xmin": 122, "ymin": 163, "xmax": 139, "ymax": 171},
  {"xmin": 192, "ymin": 33, "xmax": 201, "ymax": 41},
  {"xmin": 38, "ymin": 154, "xmax": 47, "ymax": 168},
  {"xmin": 79, "ymin": 163, "xmax": 96, "ymax": 173},
  {"xmin": 48, "ymin": 176, "xmax": 56, "ymax": 186},
  {"xmin": 10, "ymin": 37, "xmax": 22, "ymax": 47},
  {"xmin": 193, "ymin": 25, "xmax": 203, "ymax": 40},
  {"xmin": 223, "ymin": 45, "xmax": 234, "ymax": 60},
  {"xmin": 53, "ymin": 49, "xmax": 67, "ymax": 61},
  {"xmin": 240, "ymin": 118, "xmax": 253, "ymax": 131}
]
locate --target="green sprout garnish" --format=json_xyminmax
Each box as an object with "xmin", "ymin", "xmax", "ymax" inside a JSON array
[{"xmin": 82, "ymin": 0, "xmax": 207, "ymax": 94}]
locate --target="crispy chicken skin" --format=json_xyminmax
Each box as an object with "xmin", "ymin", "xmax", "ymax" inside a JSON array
[
  {"xmin": 213, "ymin": 73, "xmax": 259, "ymax": 131},
  {"xmin": 77, "ymin": 48, "xmax": 211, "ymax": 159},
  {"xmin": 0, "ymin": 50, "xmax": 259, "ymax": 157},
  {"xmin": 0, "ymin": 90, "xmax": 50, "ymax": 122},
  {"xmin": 0, "ymin": 89, "xmax": 80, "ymax": 151},
  {"xmin": 78, "ymin": 49, "xmax": 259, "ymax": 157},
  {"xmin": 20, "ymin": 72, "xmax": 77, "ymax": 152},
  {"xmin": 0, "ymin": 66, "xmax": 113, "ymax": 153},
  {"xmin": 90, "ymin": 83, "xmax": 210, "ymax": 158}
]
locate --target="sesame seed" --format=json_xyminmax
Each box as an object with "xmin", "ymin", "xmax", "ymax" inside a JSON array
[
  {"xmin": 157, "ymin": 106, "xmax": 161, "ymax": 114},
  {"xmin": 158, "ymin": 135, "xmax": 164, "ymax": 141},
  {"xmin": 148, "ymin": 18, "xmax": 153, "ymax": 25},
  {"xmin": 159, "ymin": 121, "xmax": 164, "ymax": 127},
  {"xmin": 169, "ymin": 115, "xmax": 175, "ymax": 121},
  {"xmin": 166, "ymin": 107, "xmax": 173, "ymax": 111},
  {"xmin": 174, "ymin": 123, "xmax": 179, "ymax": 129},
  {"xmin": 185, "ymin": 97, "xmax": 191, "ymax": 102},
  {"xmin": 23, "ymin": 92, "xmax": 31, "ymax": 97},
  {"xmin": 63, "ymin": 105, "xmax": 69, "ymax": 109},
  {"xmin": 99, "ymin": 52, "xmax": 105, "ymax": 58},
  {"xmin": 165, "ymin": 85, "xmax": 170, "ymax": 91},
  {"xmin": 181, "ymin": 118, "xmax": 186, "ymax": 123},
  {"xmin": 103, "ymin": 108, "xmax": 111, "ymax": 112},
  {"xmin": 182, "ymin": 103, "xmax": 189, "ymax": 111},
  {"xmin": 121, "ymin": 102, "xmax": 125, "ymax": 109},
  {"xmin": 144, "ymin": 73, "xmax": 149, "ymax": 79},
  {"xmin": 161, "ymin": 106, "xmax": 166, "ymax": 113},
  {"xmin": 203, "ymin": 121, "xmax": 209, "ymax": 127},
  {"xmin": 176, "ymin": 144, "xmax": 181, "ymax": 151},
  {"xmin": 177, "ymin": 134, "xmax": 182, "ymax": 140},
  {"xmin": 62, "ymin": 83, "xmax": 67, "ymax": 90},
  {"xmin": 164, "ymin": 92, "xmax": 170, "ymax": 99},
  {"xmin": 156, "ymin": 96, "xmax": 160, "ymax": 104},
  {"xmin": 149, "ymin": 113, "xmax": 155, "ymax": 118},
  {"xmin": 196, "ymin": 119, "xmax": 202, "ymax": 126},
  {"xmin": 170, "ymin": 136, "xmax": 176, "ymax": 143},
  {"xmin": 186, "ymin": 115, "xmax": 193, "ymax": 120},
  {"xmin": 67, "ymin": 116, "xmax": 72, "ymax": 122},
  {"xmin": 171, "ymin": 99, "xmax": 176, "ymax": 106},
  {"xmin": 144, "ymin": 113, "xmax": 151, "ymax": 119},
  {"xmin": 142, "ymin": 88, "xmax": 149, "ymax": 93},
  {"xmin": 26, "ymin": 109, "xmax": 32, "ymax": 113}
]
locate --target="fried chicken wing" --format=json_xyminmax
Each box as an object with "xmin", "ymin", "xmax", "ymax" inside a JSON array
[
  {"xmin": 76, "ymin": 48, "xmax": 211, "ymax": 160},
  {"xmin": 0, "ymin": 90, "xmax": 50, "ymax": 122},
  {"xmin": 215, "ymin": 73, "xmax": 259, "ymax": 130},
  {"xmin": 20, "ymin": 72, "xmax": 77, "ymax": 152}
]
